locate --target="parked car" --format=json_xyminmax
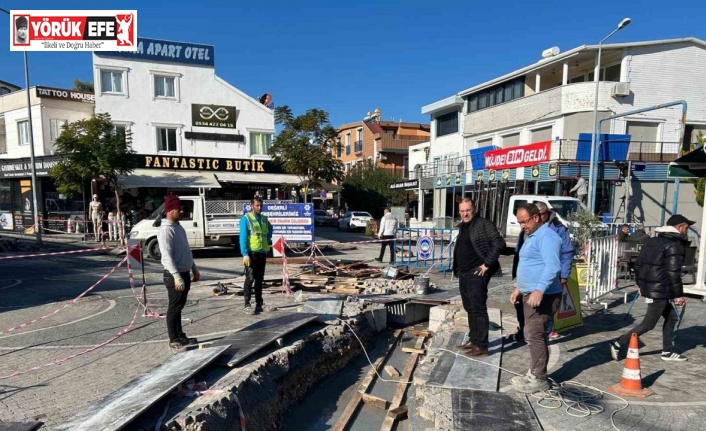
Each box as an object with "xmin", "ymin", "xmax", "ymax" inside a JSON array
[
  {"xmin": 337, "ymin": 211, "xmax": 373, "ymax": 232},
  {"xmin": 314, "ymin": 209, "xmax": 336, "ymax": 227}
]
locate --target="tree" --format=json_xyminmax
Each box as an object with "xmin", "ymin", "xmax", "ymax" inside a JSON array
[
  {"xmin": 693, "ymin": 131, "xmax": 706, "ymax": 207},
  {"xmin": 269, "ymin": 106, "xmax": 344, "ymax": 202},
  {"xmin": 50, "ymin": 113, "xmax": 136, "ymax": 244},
  {"xmin": 73, "ymin": 79, "xmax": 94, "ymax": 93},
  {"xmin": 340, "ymin": 161, "xmax": 407, "ymax": 219}
]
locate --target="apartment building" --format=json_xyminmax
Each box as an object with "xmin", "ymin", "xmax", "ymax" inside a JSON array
[{"xmin": 420, "ymin": 37, "xmax": 706, "ymax": 232}]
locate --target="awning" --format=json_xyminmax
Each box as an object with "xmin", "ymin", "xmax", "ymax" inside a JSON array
[
  {"xmin": 668, "ymin": 147, "xmax": 706, "ymax": 178},
  {"xmin": 119, "ymin": 169, "xmax": 222, "ymax": 189},
  {"xmin": 215, "ymin": 172, "xmax": 300, "ymax": 185}
]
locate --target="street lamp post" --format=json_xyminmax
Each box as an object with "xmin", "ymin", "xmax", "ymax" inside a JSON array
[
  {"xmin": 587, "ymin": 17, "xmax": 631, "ymax": 213},
  {"xmin": 1, "ymin": 8, "xmax": 42, "ymax": 244}
]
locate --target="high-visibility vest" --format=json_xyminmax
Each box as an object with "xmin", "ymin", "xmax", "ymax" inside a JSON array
[{"xmin": 246, "ymin": 212, "xmax": 270, "ymax": 253}]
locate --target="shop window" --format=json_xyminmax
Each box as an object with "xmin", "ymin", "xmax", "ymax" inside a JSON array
[
  {"xmin": 156, "ymin": 127, "xmax": 178, "ymax": 153},
  {"xmin": 250, "ymin": 132, "xmax": 273, "ymax": 155}
]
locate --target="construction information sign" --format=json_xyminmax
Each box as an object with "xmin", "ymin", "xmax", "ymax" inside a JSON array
[
  {"xmin": 244, "ymin": 203, "xmax": 314, "ymax": 242},
  {"xmin": 553, "ymin": 265, "xmax": 584, "ymax": 332}
]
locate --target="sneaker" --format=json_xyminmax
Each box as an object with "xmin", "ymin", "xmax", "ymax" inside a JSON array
[
  {"xmin": 609, "ymin": 341, "xmax": 621, "ymax": 361},
  {"xmin": 244, "ymin": 305, "xmax": 255, "ymax": 315},
  {"xmin": 547, "ymin": 331, "xmax": 561, "ymax": 341},
  {"xmin": 512, "ymin": 374, "xmax": 551, "ymax": 394},
  {"xmin": 169, "ymin": 340, "xmax": 188, "ymax": 351},
  {"xmin": 254, "ymin": 303, "xmax": 270, "ymax": 313},
  {"xmin": 504, "ymin": 332, "xmax": 524, "ymax": 343},
  {"xmin": 661, "ymin": 352, "xmax": 687, "ymax": 362}
]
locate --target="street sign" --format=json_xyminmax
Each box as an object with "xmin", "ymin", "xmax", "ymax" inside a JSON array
[{"xmin": 244, "ymin": 202, "xmax": 314, "ymax": 242}]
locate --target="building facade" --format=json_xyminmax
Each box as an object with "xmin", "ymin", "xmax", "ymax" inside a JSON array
[
  {"xmin": 92, "ymin": 37, "xmax": 298, "ymax": 217},
  {"xmin": 0, "ymin": 86, "xmax": 95, "ymax": 233},
  {"xmin": 419, "ymin": 37, "xmax": 706, "ymax": 235}
]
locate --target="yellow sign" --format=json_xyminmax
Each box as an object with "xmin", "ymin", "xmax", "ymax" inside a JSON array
[
  {"xmin": 476, "ymin": 170, "xmax": 484, "ymax": 182},
  {"xmin": 549, "ymin": 162, "xmax": 558, "ymax": 177},
  {"xmin": 531, "ymin": 165, "xmax": 540, "ymax": 178},
  {"xmin": 554, "ymin": 264, "xmax": 584, "ymax": 333},
  {"xmin": 489, "ymin": 170, "xmax": 496, "ymax": 181},
  {"xmin": 502, "ymin": 169, "xmax": 510, "ymax": 181}
]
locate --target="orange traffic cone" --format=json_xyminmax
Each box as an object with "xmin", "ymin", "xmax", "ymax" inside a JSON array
[{"xmin": 608, "ymin": 333, "xmax": 654, "ymax": 398}]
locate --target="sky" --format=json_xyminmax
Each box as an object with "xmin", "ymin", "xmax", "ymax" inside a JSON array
[{"xmin": 2, "ymin": 0, "xmax": 706, "ymax": 128}]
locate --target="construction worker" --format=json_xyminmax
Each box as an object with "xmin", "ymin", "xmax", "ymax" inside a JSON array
[
  {"xmin": 239, "ymin": 196, "xmax": 273, "ymax": 315},
  {"xmin": 609, "ymin": 214, "xmax": 690, "ymax": 362},
  {"xmin": 375, "ymin": 207, "xmax": 398, "ymax": 264},
  {"xmin": 157, "ymin": 195, "xmax": 200, "ymax": 350},
  {"xmin": 510, "ymin": 203, "xmax": 562, "ymax": 393}
]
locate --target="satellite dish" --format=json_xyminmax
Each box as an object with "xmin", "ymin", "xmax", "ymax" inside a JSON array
[{"xmin": 259, "ymin": 93, "xmax": 272, "ymax": 106}]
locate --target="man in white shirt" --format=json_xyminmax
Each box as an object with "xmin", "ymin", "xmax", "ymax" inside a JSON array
[
  {"xmin": 569, "ymin": 175, "xmax": 587, "ymax": 204},
  {"xmin": 375, "ymin": 207, "xmax": 398, "ymax": 264}
]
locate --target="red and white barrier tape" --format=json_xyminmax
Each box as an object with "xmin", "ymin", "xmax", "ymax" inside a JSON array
[
  {"xmin": 0, "ymin": 256, "xmax": 127, "ymax": 335},
  {"xmin": 125, "ymin": 244, "xmax": 162, "ymax": 319},
  {"xmin": 0, "ymin": 245, "xmax": 116, "ymax": 260}
]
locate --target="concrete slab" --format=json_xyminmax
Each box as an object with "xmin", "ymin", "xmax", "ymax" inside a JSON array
[
  {"xmin": 0, "ymin": 423, "xmax": 43, "ymax": 431},
  {"xmin": 452, "ymin": 389, "xmax": 541, "ymax": 430},
  {"xmin": 298, "ymin": 296, "xmax": 344, "ymax": 322},
  {"xmin": 54, "ymin": 346, "xmax": 229, "ymax": 431}
]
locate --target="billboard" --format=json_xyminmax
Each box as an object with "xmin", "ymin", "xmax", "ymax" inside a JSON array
[{"xmin": 244, "ymin": 202, "xmax": 314, "ymax": 242}]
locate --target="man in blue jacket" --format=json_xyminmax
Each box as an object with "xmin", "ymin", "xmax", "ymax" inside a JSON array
[
  {"xmin": 510, "ymin": 203, "xmax": 563, "ymax": 394},
  {"xmin": 239, "ymin": 197, "xmax": 273, "ymax": 315},
  {"xmin": 508, "ymin": 202, "xmax": 574, "ymax": 342}
]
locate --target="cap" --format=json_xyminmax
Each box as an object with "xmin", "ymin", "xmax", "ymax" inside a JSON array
[
  {"xmin": 666, "ymin": 214, "xmax": 695, "ymax": 227},
  {"xmin": 15, "ymin": 16, "xmax": 28, "ymax": 30},
  {"xmin": 164, "ymin": 195, "xmax": 181, "ymax": 213}
]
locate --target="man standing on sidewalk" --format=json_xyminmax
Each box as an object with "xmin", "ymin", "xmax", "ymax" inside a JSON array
[
  {"xmin": 452, "ymin": 198, "xmax": 505, "ymax": 357},
  {"xmin": 609, "ymin": 214, "xmax": 690, "ymax": 362},
  {"xmin": 510, "ymin": 203, "xmax": 562, "ymax": 393},
  {"xmin": 240, "ymin": 197, "xmax": 273, "ymax": 315},
  {"xmin": 507, "ymin": 201, "xmax": 573, "ymax": 343},
  {"xmin": 570, "ymin": 174, "xmax": 587, "ymax": 204},
  {"xmin": 158, "ymin": 195, "xmax": 200, "ymax": 351},
  {"xmin": 375, "ymin": 207, "xmax": 398, "ymax": 264}
]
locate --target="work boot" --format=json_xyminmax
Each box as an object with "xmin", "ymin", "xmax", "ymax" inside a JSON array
[
  {"xmin": 255, "ymin": 303, "xmax": 271, "ymax": 313},
  {"xmin": 169, "ymin": 339, "xmax": 188, "ymax": 351},
  {"xmin": 179, "ymin": 334, "xmax": 198, "ymax": 345},
  {"xmin": 455, "ymin": 341, "xmax": 476, "ymax": 351},
  {"xmin": 374, "ymin": 257, "xmax": 382, "ymax": 263}
]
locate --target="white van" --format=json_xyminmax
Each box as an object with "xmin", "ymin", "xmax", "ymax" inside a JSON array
[{"xmin": 504, "ymin": 195, "xmax": 588, "ymax": 248}]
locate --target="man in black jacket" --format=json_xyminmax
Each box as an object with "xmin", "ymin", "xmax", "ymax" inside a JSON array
[
  {"xmin": 453, "ymin": 198, "xmax": 505, "ymax": 357},
  {"xmin": 609, "ymin": 214, "xmax": 691, "ymax": 362}
]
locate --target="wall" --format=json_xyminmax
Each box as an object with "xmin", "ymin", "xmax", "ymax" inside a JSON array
[
  {"xmin": 93, "ymin": 54, "xmax": 274, "ymax": 159},
  {"xmin": 562, "ymin": 111, "xmax": 611, "ymax": 142},
  {"xmin": 429, "ymin": 107, "xmax": 463, "ymax": 159},
  {"xmin": 2, "ymin": 104, "xmax": 45, "ymax": 158},
  {"xmin": 39, "ymin": 99, "xmax": 95, "ymax": 155}
]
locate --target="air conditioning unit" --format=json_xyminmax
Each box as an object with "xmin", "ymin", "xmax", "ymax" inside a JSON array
[{"xmin": 611, "ymin": 82, "xmax": 630, "ymax": 97}]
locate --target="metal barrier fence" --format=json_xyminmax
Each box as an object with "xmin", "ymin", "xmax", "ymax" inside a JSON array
[
  {"xmin": 393, "ymin": 227, "xmax": 458, "ymax": 271},
  {"xmin": 605, "ymin": 222, "xmax": 659, "ymax": 236},
  {"xmin": 584, "ymin": 234, "xmax": 620, "ymax": 305}
]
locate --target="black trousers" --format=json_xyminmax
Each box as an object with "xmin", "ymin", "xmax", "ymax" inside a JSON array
[
  {"xmin": 458, "ymin": 270, "xmax": 492, "ymax": 349},
  {"xmin": 164, "ymin": 270, "xmax": 191, "ymax": 342},
  {"xmin": 378, "ymin": 235, "xmax": 395, "ymax": 262},
  {"xmin": 616, "ymin": 298, "xmax": 678, "ymax": 352},
  {"xmin": 244, "ymin": 253, "xmax": 267, "ymax": 307}
]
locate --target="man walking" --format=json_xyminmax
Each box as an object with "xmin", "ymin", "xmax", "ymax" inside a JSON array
[
  {"xmin": 157, "ymin": 195, "xmax": 200, "ymax": 350},
  {"xmin": 240, "ymin": 197, "xmax": 273, "ymax": 315},
  {"xmin": 375, "ymin": 207, "xmax": 398, "ymax": 264},
  {"xmin": 452, "ymin": 198, "xmax": 505, "ymax": 357},
  {"xmin": 508, "ymin": 201, "xmax": 573, "ymax": 342},
  {"xmin": 510, "ymin": 203, "xmax": 562, "ymax": 393},
  {"xmin": 570, "ymin": 174, "xmax": 587, "ymax": 204},
  {"xmin": 609, "ymin": 214, "xmax": 691, "ymax": 362}
]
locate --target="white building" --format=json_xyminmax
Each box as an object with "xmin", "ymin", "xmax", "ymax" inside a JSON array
[
  {"xmin": 0, "ymin": 86, "xmax": 95, "ymax": 233},
  {"xmin": 420, "ymin": 37, "xmax": 706, "ymax": 232},
  {"xmin": 92, "ymin": 37, "xmax": 297, "ymax": 203}
]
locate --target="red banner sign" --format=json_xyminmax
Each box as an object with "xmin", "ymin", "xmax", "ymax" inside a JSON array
[{"xmin": 483, "ymin": 141, "xmax": 551, "ymax": 170}]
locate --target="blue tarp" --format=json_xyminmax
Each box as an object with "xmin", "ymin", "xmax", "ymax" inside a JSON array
[
  {"xmin": 469, "ymin": 146, "xmax": 501, "ymax": 170},
  {"xmin": 576, "ymin": 133, "xmax": 631, "ymax": 161}
]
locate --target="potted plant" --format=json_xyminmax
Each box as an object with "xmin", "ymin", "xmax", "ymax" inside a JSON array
[{"xmin": 566, "ymin": 208, "xmax": 604, "ymax": 287}]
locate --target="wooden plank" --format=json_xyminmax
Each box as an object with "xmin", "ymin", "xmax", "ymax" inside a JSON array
[
  {"xmin": 330, "ymin": 330, "xmax": 403, "ymax": 431},
  {"xmin": 410, "ymin": 329, "xmax": 431, "ymax": 337},
  {"xmin": 401, "ymin": 347, "xmax": 426, "ymax": 355},
  {"xmin": 380, "ymin": 336, "xmax": 425, "ymax": 431},
  {"xmin": 361, "ymin": 393, "xmax": 388, "ymax": 410},
  {"xmin": 54, "ymin": 346, "xmax": 229, "ymax": 431},
  {"xmin": 387, "ymin": 406, "xmax": 408, "ymax": 421},
  {"xmin": 384, "ymin": 365, "xmax": 400, "ymax": 378}
]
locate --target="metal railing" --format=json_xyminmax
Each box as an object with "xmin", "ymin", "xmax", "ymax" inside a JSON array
[
  {"xmin": 584, "ymin": 234, "xmax": 620, "ymax": 305},
  {"xmin": 379, "ymin": 134, "xmax": 429, "ymax": 151},
  {"xmin": 393, "ymin": 227, "xmax": 458, "ymax": 271}
]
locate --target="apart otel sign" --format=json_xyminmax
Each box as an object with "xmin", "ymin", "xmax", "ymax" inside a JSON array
[
  {"xmin": 139, "ymin": 155, "xmax": 284, "ymax": 174},
  {"xmin": 35, "ymin": 86, "xmax": 95, "ymax": 103},
  {"xmin": 484, "ymin": 141, "xmax": 551, "ymax": 170},
  {"xmin": 97, "ymin": 37, "xmax": 215, "ymax": 66},
  {"xmin": 191, "ymin": 104, "xmax": 236, "ymax": 129},
  {"xmin": 390, "ymin": 179, "xmax": 419, "ymax": 190}
]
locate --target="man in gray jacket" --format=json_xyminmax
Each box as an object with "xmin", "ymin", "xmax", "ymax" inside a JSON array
[
  {"xmin": 158, "ymin": 195, "xmax": 201, "ymax": 350},
  {"xmin": 375, "ymin": 207, "xmax": 398, "ymax": 264},
  {"xmin": 570, "ymin": 174, "xmax": 587, "ymax": 204}
]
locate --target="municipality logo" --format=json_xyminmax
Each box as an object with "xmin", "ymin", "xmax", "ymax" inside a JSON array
[{"xmin": 10, "ymin": 10, "xmax": 137, "ymax": 51}]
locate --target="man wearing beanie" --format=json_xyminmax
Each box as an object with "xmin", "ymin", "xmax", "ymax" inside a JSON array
[
  {"xmin": 15, "ymin": 16, "xmax": 28, "ymax": 45},
  {"xmin": 157, "ymin": 195, "xmax": 200, "ymax": 350}
]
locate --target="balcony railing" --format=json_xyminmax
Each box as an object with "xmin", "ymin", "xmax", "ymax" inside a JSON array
[{"xmin": 379, "ymin": 134, "xmax": 429, "ymax": 151}]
